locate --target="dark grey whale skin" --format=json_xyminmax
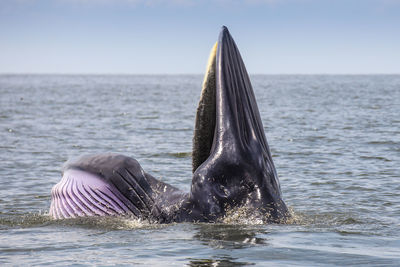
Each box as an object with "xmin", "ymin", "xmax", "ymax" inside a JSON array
[{"xmin": 61, "ymin": 27, "xmax": 289, "ymax": 223}]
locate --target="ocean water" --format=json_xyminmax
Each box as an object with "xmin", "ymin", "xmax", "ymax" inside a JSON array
[{"xmin": 0, "ymin": 74, "xmax": 399, "ymax": 266}]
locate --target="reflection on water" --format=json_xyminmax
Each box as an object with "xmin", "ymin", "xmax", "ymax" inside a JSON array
[
  {"xmin": 193, "ymin": 224, "xmax": 268, "ymax": 250},
  {"xmin": 187, "ymin": 256, "xmax": 252, "ymax": 267},
  {"xmin": 187, "ymin": 224, "xmax": 267, "ymax": 266}
]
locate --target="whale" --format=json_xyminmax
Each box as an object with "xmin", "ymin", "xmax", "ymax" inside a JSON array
[{"xmin": 49, "ymin": 26, "xmax": 289, "ymax": 223}]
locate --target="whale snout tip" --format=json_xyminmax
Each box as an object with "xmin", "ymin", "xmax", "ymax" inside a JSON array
[{"xmin": 221, "ymin": 25, "xmax": 229, "ymax": 33}]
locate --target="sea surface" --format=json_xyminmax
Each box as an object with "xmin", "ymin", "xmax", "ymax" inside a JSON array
[{"xmin": 0, "ymin": 74, "xmax": 399, "ymax": 266}]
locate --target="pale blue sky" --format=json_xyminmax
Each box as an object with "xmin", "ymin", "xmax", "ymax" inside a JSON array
[{"xmin": 1, "ymin": 0, "xmax": 399, "ymax": 74}]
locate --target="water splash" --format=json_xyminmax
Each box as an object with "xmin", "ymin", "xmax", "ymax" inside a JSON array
[
  {"xmin": 1, "ymin": 211, "xmax": 161, "ymax": 231},
  {"xmin": 220, "ymin": 205, "xmax": 300, "ymax": 225}
]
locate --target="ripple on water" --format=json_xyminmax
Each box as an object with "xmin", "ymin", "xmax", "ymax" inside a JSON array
[{"xmin": 1, "ymin": 75, "xmax": 400, "ymax": 265}]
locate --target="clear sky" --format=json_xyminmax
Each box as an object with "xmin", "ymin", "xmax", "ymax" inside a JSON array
[{"xmin": 1, "ymin": 0, "xmax": 399, "ymax": 74}]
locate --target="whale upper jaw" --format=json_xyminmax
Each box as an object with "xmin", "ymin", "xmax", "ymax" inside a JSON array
[{"xmin": 187, "ymin": 26, "xmax": 288, "ymax": 223}]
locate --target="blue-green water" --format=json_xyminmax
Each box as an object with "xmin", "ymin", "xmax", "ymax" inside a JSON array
[{"xmin": 1, "ymin": 74, "xmax": 399, "ymax": 266}]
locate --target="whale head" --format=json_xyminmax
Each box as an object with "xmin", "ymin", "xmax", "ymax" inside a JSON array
[{"xmin": 188, "ymin": 26, "xmax": 288, "ymax": 222}]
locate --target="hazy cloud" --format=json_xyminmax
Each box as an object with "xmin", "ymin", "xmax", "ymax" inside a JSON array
[
  {"xmin": 0, "ymin": 0, "xmax": 299, "ymax": 8},
  {"xmin": 57, "ymin": 0, "xmax": 196, "ymax": 7}
]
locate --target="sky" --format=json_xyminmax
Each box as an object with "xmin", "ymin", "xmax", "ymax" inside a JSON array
[{"xmin": 0, "ymin": 0, "xmax": 399, "ymax": 74}]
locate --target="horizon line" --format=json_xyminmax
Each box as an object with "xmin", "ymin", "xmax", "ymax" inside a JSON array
[{"xmin": 1, "ymin": 72, "xmax": 399, "ymax": 76}]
